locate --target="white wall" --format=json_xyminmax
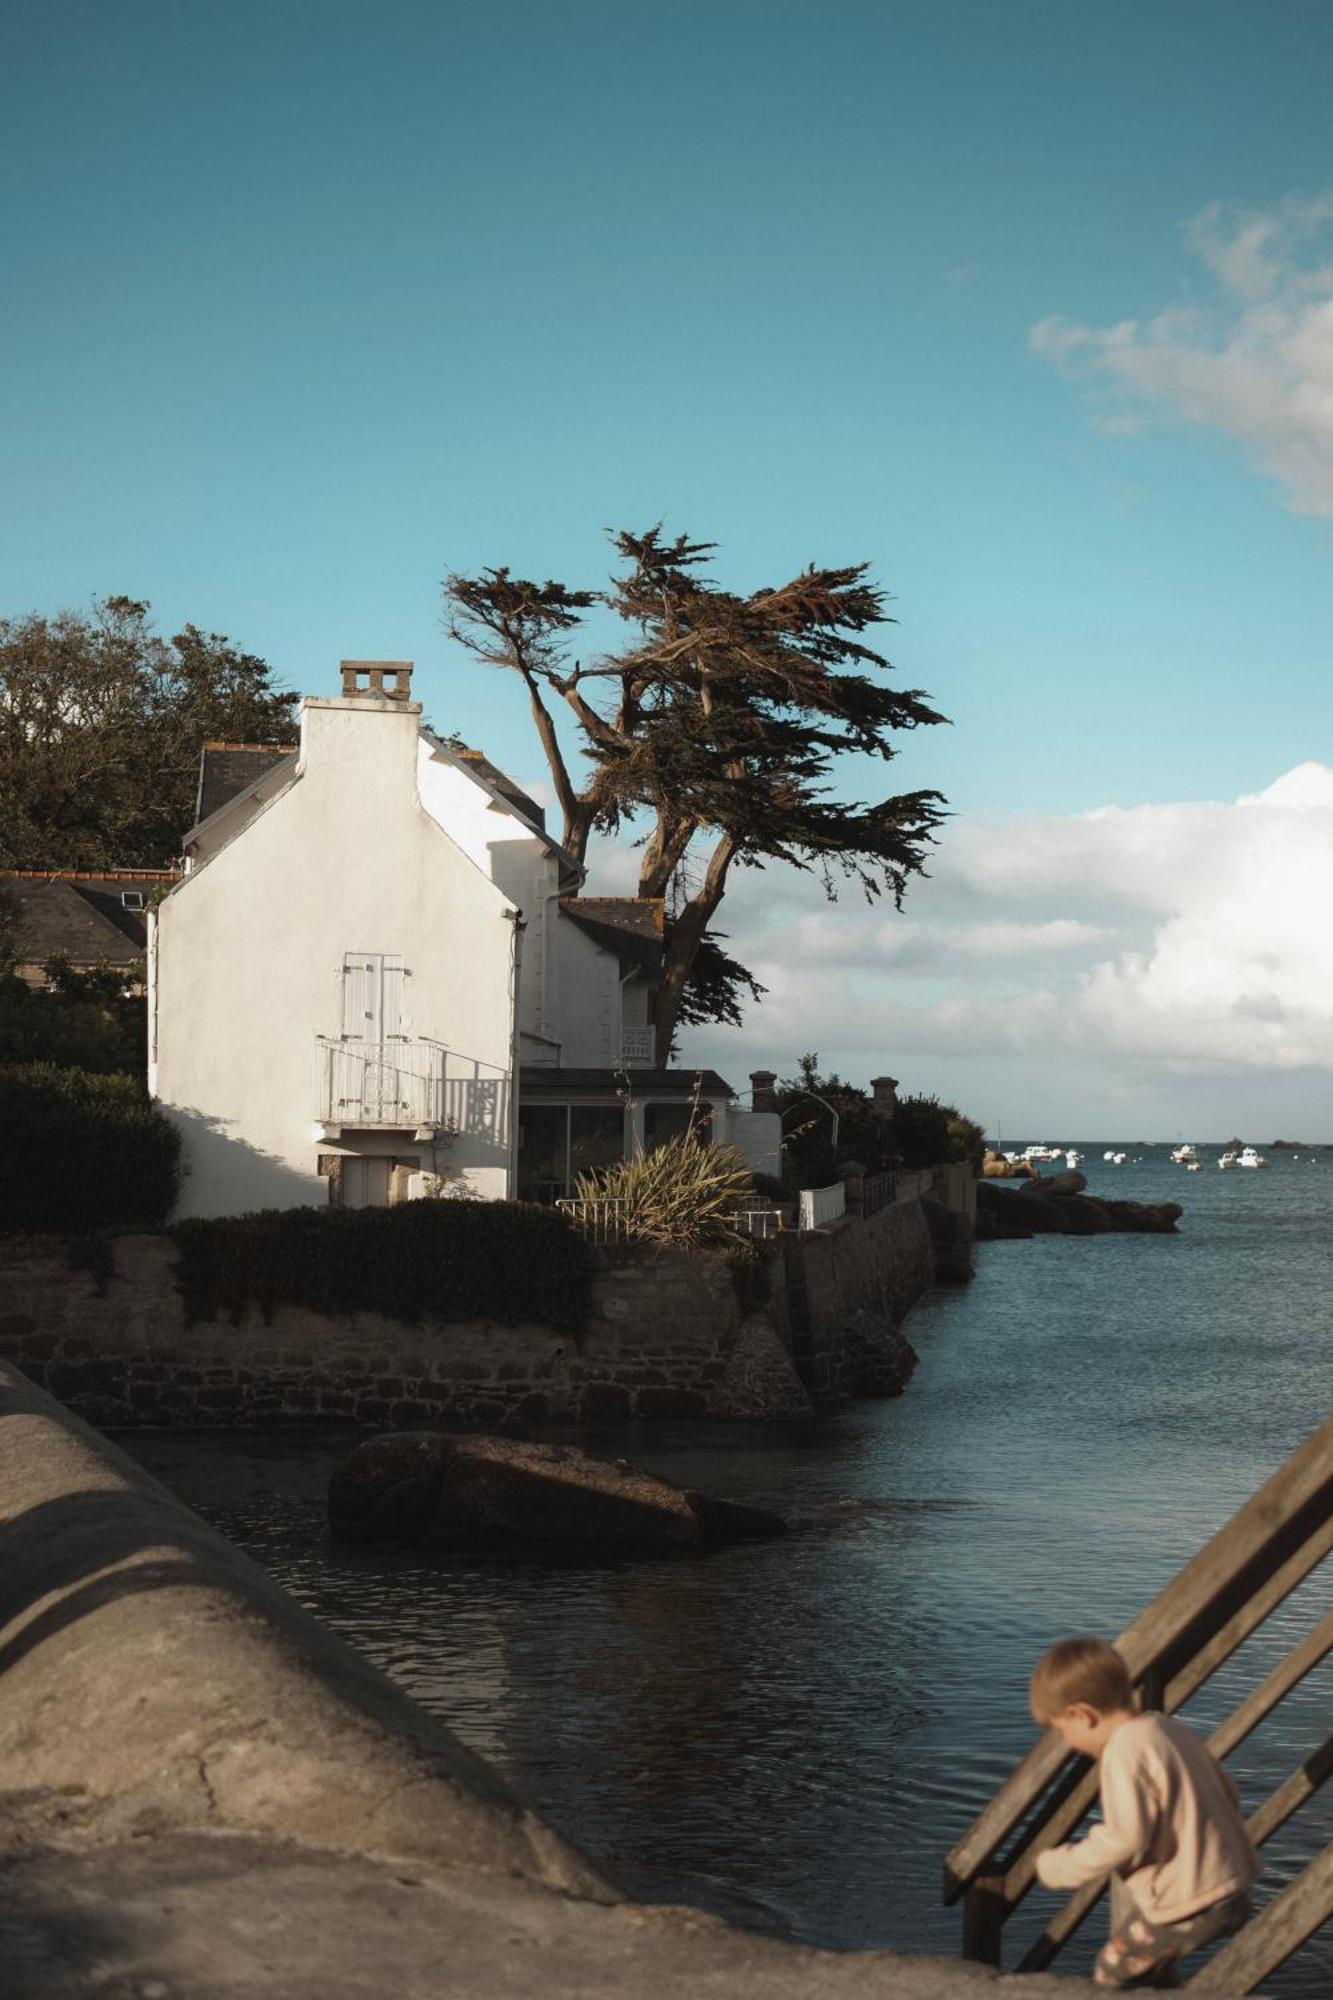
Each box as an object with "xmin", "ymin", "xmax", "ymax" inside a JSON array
[
  {"xmin": 552, "ymin": 921, "xmax": 622, "ymax": 1066},
  {"xmin": 154, "ymin": 696, "xmax": 518, "ymax": 1218}
]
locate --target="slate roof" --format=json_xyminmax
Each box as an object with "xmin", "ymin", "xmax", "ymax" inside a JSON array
[
  {"xmin": 195, "ymin": 742, "xmax": 298, "ymax": 826},
  {"xmin": 5, "ymin": 870, "xmax": 178, "ymax": 969},
  {"xmin": 557, "ymin": 897, "xmax": 665, "ymax": 978}
]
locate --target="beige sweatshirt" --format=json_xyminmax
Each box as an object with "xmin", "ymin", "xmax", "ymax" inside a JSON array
[{"xmin": 1035, "ymin": 1712, "xmax": 1259, "ymax": 1926}]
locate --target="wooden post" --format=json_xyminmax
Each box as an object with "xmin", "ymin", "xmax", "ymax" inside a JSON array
[{"xmin": 962, "ymin": 1873, "xmax": 1006, "ymax": 1966}]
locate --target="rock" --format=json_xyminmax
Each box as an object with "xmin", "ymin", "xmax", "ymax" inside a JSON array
[
  {"xmin": 1050, "ymin": 1195, "xmax": 1113, "ymax": 1234},
  {"xmin": 1099, "ymin": 1198, "xmax": 1181, "ymax": 1234},
  {"xmin": 980, "ymin": 1151, "xmax": 1035, "ymax": 1179},
  {"xmin": 329, "ymin": 1433, "xmax": 787, "ymax": 1555},
  {"xmin": 1022, "ymin": 1169, "xmax": 1087, "ymax": 1199}
]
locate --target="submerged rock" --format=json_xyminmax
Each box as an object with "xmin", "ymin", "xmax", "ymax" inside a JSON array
[{"xmin": 329, "ymin": 1433, "xmax": 787, "ymax": 1555}]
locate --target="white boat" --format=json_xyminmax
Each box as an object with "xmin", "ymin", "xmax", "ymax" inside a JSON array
[
  {"xmin": 1021, "ymin": 1144, "xmax": 1063, "ymax": 1162},
  {"xmin": 1171, "ymin": 1144, "xmax": 1199, "ymax": 1165},
  {"xmin": 1218, "ymin": 1150, "xmax": 1240, "ymax": 1169},
  {"xmin": 1065, "ymin": 1149, "xmax": 1084, "ymax": 1168},
  {"xmin": 1237, "ymin": 1146, "xmax": 1269, "ymax": 1169},
  {"xmin": 1186, "ymin": 1160, "xmax": 1202, "ymax": 1172}
]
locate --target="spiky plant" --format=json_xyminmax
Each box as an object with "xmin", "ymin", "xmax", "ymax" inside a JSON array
[{"xmin": 575, "ymin": 1135, "xmax": 755, "ymax": 1248}]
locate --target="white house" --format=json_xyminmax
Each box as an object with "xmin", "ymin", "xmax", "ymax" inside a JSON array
[{"xmin": 150, "ymin": 661, "xmax": 779, "ymax": 1217}]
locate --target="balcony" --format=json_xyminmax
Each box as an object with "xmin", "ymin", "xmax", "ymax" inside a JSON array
[
  {"xmin": 620, "ymin": 1027, "xmax": 654, "ymax": 1068},
  {"xmin": 316, "ymin": 1037, "xmax": 445, "ymax": 1130}
]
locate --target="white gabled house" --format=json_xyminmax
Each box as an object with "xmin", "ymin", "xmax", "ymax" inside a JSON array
[{"xmin": 150, "ymin": 661, "xmax": 778, "ymax": 1218}]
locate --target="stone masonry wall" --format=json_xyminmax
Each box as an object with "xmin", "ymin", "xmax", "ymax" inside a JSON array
[{"xmin": 0, "ymin": 1201, "xmax": 938, "ymax": 1430}]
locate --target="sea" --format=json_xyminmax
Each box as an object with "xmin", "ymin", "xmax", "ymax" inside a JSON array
[{"xmin": 123, "ymin": 1144, "xmax": 1333, "ymax": 1991}]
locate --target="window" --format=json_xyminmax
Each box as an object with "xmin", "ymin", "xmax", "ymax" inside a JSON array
[{"xmin": 121, "ymin": 889, "xmax": 146, "ymax": 911}]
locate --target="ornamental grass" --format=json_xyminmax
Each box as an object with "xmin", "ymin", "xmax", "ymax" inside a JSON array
[{"xmin": 575, "ymin": 1134, "xmax": 755, "ymax": 1248}]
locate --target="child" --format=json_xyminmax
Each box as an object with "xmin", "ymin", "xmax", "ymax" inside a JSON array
[{"xmin": 1030, "ymin": 1636, "xmax": 1258, "ymax": 1989}]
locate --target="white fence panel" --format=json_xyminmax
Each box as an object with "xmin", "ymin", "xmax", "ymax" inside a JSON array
[{"xmin": 798, "ymin": 1181, "xmax": 846, "ymax": 1231}]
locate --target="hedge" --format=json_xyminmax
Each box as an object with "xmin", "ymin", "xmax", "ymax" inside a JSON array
[
  {"xmin": 172, "ymin": 1197, "xmax": 592, "ymax": 1335},
  {"xmin": 0, "ymin": 1062, "xmax": 180, "ymax": 1232}
]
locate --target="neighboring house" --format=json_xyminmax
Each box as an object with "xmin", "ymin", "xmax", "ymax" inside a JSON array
[
  {"xmin": 151, "ymin": 662, "xmax": 778, "ymax": 1218},
  {"xmin": 4, "ymin": 870, "xmax": 178, "ymax": 989}
]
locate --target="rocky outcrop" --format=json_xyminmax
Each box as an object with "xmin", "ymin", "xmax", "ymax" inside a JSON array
[
  {"xmin": 328, "ymin": 1433, "xmax": 787, "ymax": 1555},
  {"xmin": 974, "ymin": 1179, "xmax": 1181, "ymax": 1241}
]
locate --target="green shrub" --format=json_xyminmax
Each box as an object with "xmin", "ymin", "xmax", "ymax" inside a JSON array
[
  {"xmin": 576, "ymin": 1135, "xmax": 755, "ymax": 1248},
  {"xmin": 0, "ymin": 961, "xmax": 146, "ymax": 1075},
  {"xmin": 0, "ymin": 1062, "xmax": 180, "ymax": 1231},
  {"xmin": 893, "ymin": 1093, "xmax": 984, "ymax": 1169},
  {"xmin": 173, "ymin": 1198, "xmax": 592, "ymax": 1335}
]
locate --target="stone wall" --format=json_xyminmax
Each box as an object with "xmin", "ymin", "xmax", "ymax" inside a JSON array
[{"xmin": 0, "ymin": 1200, "xmax": 939, "ymax": 1430}]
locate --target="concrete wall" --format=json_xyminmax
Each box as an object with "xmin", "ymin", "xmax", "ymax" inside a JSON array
[
  {"xmin": 153, "ymin": 694, "xmax": 518, "ymax": 1216},
  {"xmin": 0, "ymin": 1201, "xmax": 938, "ymax": 1430}
]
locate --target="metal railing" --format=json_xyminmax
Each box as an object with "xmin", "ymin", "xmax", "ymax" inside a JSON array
[
  {"xmin": 315, "ymin": 1037, "xmax": 444, "ymax": 1126},
  {"xmin": 944, "ymin": 1412, "xmax": 1333, "ymax": 1991},
  {"xmin": 862, "ymin": 1170, "xmax": 898, "ymax": 1215}
]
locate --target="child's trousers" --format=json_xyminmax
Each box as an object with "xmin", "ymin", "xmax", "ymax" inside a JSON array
[{"xmin": 1095, "ymin": 1885, "xmax": 1252, "ymax": 1989}]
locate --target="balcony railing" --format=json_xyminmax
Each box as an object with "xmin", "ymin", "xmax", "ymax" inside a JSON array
[
  {"xmin": 620, "ymin": 1027, "xmax": 654, "ymax": 1067},
  {"xmin": 316, "ymin": 1037, "xmax": 445, "ymax": 1128}
]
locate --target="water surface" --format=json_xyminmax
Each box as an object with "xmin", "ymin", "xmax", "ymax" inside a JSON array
[{"xmin": 125, "ymin": 1146, "xmax": 1333, "ymax": 1989}]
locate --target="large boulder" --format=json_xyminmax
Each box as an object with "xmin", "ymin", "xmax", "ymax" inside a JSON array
[
  {"xmin": 329, "ymin": 1433, "xmax": 786, "ymax": 1555},
  {"xmin": 1022, "ymin": 1169, "xmax": 1087, "ymax": 1199},
  {"xmin": 1100, "ymin": 1197, "xmax": 1182, "ymax": 1234}
]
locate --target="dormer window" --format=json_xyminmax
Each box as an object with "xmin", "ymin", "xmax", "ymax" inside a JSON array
[{"xmin": 121, "ymin": 890, "xmax": 146, "ymax": 911}]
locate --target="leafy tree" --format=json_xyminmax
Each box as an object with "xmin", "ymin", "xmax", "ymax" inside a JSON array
[
  {"xmin": 445, "ymin": 530, "xmax": 947, "ymax": 1062},
  {"xmin": 0, "ymin": 596, "xmax": 295, "ymax": 868},
  {"xmin": 776, "ymin": 1053, "xmax": 897, "ymax": 1186},
  {"xmin": 0, "ymin": 956, "xmax": 146, "ymax": 1074}
]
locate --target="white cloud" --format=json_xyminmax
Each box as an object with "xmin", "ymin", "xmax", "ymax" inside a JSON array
[
  {"xmin": 664, "ymin": 765, "xmax": 1333, "ymax": 1128},
  {"xmin": 1031, "ymin": 193, "xmax": 1333, "ymax": 515}
]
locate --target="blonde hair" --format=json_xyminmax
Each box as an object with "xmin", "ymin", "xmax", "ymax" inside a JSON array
[{"xmin": 1030, "ymin": 1637, "xmax": 1133, "ymax": 1724}]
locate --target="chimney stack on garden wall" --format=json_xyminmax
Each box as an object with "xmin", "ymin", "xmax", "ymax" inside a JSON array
[
  {"xmin": 750, "ymin": 1070, "xmax": 778, "ymax": 1112},
  {"xmin": 871, "ymin": 1075, "xmax": 899, "ymax": 1119}
]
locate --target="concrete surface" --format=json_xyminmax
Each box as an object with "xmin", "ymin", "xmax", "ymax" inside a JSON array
[{"xmin": 0, "ymin": 1359, "xmax": 1104, "ymax": 1995}]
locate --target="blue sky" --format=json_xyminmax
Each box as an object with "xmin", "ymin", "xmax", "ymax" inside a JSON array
[{"xmin": 4, "ymin": 1, "xmax": 1333, "ymax": 1127}]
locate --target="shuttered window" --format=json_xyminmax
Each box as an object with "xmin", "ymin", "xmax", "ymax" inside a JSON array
[{"xmin": 341, "ymin": 953, "xmax": 406, "ymax": 1042}]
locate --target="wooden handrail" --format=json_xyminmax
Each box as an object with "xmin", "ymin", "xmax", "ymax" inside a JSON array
[
  {"xmin": 944, "ymin": 1412, "xmax": 1333, "ymax": 1989},
  {"xmin": 944, "ymin": 1411, "xmax": 1333, "ymax": 1904}
]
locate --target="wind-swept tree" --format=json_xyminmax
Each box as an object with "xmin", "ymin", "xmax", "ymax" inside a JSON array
[
  {"xmin": 0, "ymin": 596, "xmax": 295, "ymax": 868},
  {"xmin": 445, "ymin": 529, "xmax": 947, "ymax": 1063}
]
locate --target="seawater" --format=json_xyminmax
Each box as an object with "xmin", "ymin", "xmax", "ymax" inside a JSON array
[{"xmin": 124, "ymin": 1147, "xmax": 1333, "ymax": 1991}]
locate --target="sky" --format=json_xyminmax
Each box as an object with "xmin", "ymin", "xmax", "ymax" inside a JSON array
[{"xmin": 3, "ymin": 0, "xmax": 1332, "ymax": 1135}]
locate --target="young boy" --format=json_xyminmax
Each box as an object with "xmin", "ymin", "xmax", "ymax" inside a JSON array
[{"xmin": 1030, "ymin": 1637, "xmax": 1258, "ymax": 1989}]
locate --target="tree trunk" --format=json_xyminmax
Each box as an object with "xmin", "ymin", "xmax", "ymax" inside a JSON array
[{"xmin": 652, "ymin": 833, "xmax": 737, "ymax": 1065}]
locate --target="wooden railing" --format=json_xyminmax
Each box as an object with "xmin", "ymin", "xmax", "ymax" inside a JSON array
[{"xmin": 943, "ymin": 1412, "xmax": 1333, "ymax": 1993}]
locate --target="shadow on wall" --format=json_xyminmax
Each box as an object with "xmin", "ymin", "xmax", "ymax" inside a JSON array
[{"xmin": 163, "ymin": 1106, "xmax": 324, "ymax": 1220}]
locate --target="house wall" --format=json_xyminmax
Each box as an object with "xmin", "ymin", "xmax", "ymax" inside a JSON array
[
  {"xmin": 552, "ymin": 921, "xmax": 624, "ymax": 1066},
  {"xmin": 152, "ymin": 696, "xmax": 518, "ymax": 1219}
]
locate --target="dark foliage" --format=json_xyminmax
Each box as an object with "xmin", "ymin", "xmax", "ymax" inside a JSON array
[
  {"xmin": 892, "ymin": 1092, "xmax": 984, "ymax": 1169},
  {"xmin": 445, "ymin": 529, "xmax": 948, "ymax": 1057},
  {"xmin": 173, "ymin": 1198, "xmax": 593, "ymax": 1335},
  {"xmin": 0, "ymin": 958, "xmax": 146, "ymax": 1073},
  {"xmin": 0, "ymin": 595, "xmax": 295, "ymax": 868},
  {"xmin": 776, "ymin": 1053, "xmax": 897, "ymax": 1187},
  {"xmin": 0, "ymin": 1063, "xmax": 180, "ymax": 1232}
]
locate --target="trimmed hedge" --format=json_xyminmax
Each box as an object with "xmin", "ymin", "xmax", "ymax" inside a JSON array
[
  {"xmin": 0, "ymin": 1062, "xmax": 180, "ymax": 1232},
  {"xmin": 172, "ymin": 1198, "xmax": 592, "ymax": 1335}
]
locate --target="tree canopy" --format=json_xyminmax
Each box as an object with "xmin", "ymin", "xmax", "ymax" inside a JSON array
[
  {"xmin": 445, "ymin": 528, "xmax": 948, "ymax": 1061},
  {"xmin": 0, "ymin": 596, "xmax": 295, "ymax": 869}
]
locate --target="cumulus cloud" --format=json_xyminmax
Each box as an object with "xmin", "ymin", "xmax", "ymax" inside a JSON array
[
  {"xmin": 660, "ymin": 765, "xmax": 1333, "ymax": 1127},
  {"xmin": 1030, "ymin": 192, "xmax": 1333, "ymax": 515}
]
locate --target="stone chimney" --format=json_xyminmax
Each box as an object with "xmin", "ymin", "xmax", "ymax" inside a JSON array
[
  {"xmin": 871, "ymin": 1075, "xmax": 899, "ymax": 1118},
  {"xmin": 750, "ymin": 1069, "xmax": 778, "ymax": 1113},
  {"xmin": 340, "ymin": 660, "xmax": 414, "ymax": 701}
]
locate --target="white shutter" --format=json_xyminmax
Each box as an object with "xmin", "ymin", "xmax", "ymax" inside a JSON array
[
  {"xmin": 343, "ymin": 953, "xmax": 382, "ymax": 1041},
  {"xmin": 382, "ymin": 954, "xmax": 406, "ymax": 1039}
]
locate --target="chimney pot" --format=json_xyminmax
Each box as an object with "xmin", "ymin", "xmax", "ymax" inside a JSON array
[{"xmin": 339, "ymin": 660, "xmax": 414, "ymax": 701}]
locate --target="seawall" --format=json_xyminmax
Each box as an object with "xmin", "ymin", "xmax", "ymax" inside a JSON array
[
  {"xmin": 0, "ymin": 1194, "xmax": 937, "ymax": 1428},
  {"xmin": 0, "ymin": 1358, "xmax": 1093, "ymax": 1996}
]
